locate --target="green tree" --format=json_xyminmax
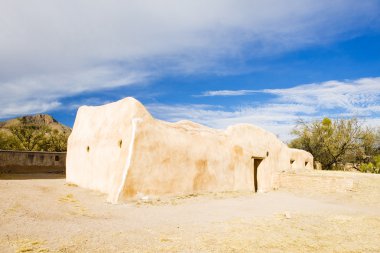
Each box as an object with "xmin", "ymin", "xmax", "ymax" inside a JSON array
[
  {"xmin": 0, "ymin": 131, "xmax": 21, "ymax": 150},
  {"xmin": 9, "ymin": 124, "xmax": 51, "ymax": 151},
  {"xmin": 289, "ymin": 117, "xmax": 367, "ymax": 170},
  {"xmin": 43, "ymin": 129, "xmax": 70, "ymax": 152}
]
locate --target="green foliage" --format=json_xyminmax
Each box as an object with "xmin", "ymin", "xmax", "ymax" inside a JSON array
[
  {"xmin": 374, "ymin": 155, "xmax": 380, "ymax": 166},
  {"xmin": 0, "ymin": 120, "xmax": 70, "ymax": 152},
  {"xmin": 359, "ymin": 155, "xmax": 380, "ymax": 174},
  {"xmin": 289, "ymin": 117, "xmax": 379, "ymax": 173},
  {"xmin": 9, "ymin": 124, "xmax": 50, "ymax": 151},
  {"xmin": 43, "ymin": 129, "xmax": 69, "ymax": 152},
  {"xmin": 359, "ymin": 163, "xmax": 374, "ymax": 173},
  {"xmin": 0, "ymin": 131, "xmax": 22, "ymax": 150}
]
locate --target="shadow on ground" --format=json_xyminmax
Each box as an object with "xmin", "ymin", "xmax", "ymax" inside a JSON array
[{"xmin": 0, "ymin": 173, "xmax": 65, "ymax": 180}]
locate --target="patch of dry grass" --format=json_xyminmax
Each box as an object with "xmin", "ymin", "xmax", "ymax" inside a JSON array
[
  {"xmin": 14, "ymin": 239, "xmax": 49, "ymax": 253},
  {"xmin": 58, "ymin": 194, "xmax": 77, "ymax": 203},
  {"xmin": 64, "ymin": 183, "xmax": 78, "ymax": 188},
  {"xmin": 58, "ymin": 194, "xmax": 94, "ymax": 217},
  {"xmin": 3, "ymin": 202, "xmax": 23, "ymax": 215}
]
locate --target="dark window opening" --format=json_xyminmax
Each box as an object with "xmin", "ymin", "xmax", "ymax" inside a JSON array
[
  {"xmin": 87, "ymin": 146, "xmax": 90, "ymax": 152},
  {"xmin": 266, "ymin": 151, "xmax": 269, "ymax": 157},
  {"xmin": 290, "ymin": 159, "xmax": 295, "ymax": 164},
  {"xmin": 119, "ymin": 140, "xmax": 123, "ymax": 148},
  {"xmin": 305, "ymin": 161, "xmax": 309, "ymax": 167},
  {"xmin": 55, "ymin": 155, "xmax": 60, "ymax": 161}
]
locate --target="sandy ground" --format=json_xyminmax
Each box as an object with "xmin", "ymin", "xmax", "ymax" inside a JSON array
[{"xmin": 1, "ymin": 173, "xmax": 380, "ymax": 253}]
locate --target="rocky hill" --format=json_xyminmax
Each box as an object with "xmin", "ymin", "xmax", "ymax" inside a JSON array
[{"xmin": 0, "ymin": 114, "xmax": 71, "ymax": 134}]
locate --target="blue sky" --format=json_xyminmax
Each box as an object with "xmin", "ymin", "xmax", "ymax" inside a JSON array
[{"xmin": 0, "ymin": 0, "xmax": 380, "ymax": 140}]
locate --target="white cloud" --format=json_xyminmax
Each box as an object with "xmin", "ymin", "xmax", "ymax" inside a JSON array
[
  {"xmin": 0, "ymin": 0, "xmax": 379, "ymax": 117},
  {"xmin": 152, "ymin": 77, "xmax": 380, "ymax": 141},
  {"xmin": 200, "ymin": 90, "xmax": 258, "ymax": 96},
  {"xmin": 1, "ymin": 101, "xmax": 62, "ymax": 118},
  {"xmin": 200, "ymin": 77, "xmax": 380, "ymax": 114},
  {"xmin": 0, "ymin": 66, "xmax": 148, "ymax": 118},
  {"xmin": 264, "ymin": 78, "xmax": 380, "ymax": 112}
]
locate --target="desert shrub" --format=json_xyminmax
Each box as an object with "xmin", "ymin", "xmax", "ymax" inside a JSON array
[
  {"xmin": 359, "ymin": 162, "xmax": 375, "ymax": 173},
  {"xmin": 360, "ymin": 155, "xmax": 380, "ymax": 174},
  {"xmin": 290, "ymin": 117, "xmax": 379, "ymax": 173}
]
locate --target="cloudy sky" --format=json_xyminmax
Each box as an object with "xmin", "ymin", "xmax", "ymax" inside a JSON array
[{"xmin": 1, "ymin": 0, "xmax": 380, "ymax": 140}]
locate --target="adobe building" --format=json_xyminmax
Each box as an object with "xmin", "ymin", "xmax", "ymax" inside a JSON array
[{"xmin": 66, "ymin": 97, "xmax": 313, "ymax": 203}]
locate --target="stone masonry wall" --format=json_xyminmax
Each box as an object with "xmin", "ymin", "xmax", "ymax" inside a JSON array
[{"xmin": 0, "ymin": 150, "xmax": 66, "ymax": 173}]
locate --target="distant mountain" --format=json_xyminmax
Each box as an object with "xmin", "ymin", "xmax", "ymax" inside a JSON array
[{"xmin": 0, "ymin": 114, "xmax": 71, "ymax": 134}]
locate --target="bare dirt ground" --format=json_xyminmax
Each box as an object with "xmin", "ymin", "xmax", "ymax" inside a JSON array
[{"xmin": 1, "ymin": 173, "xmax": 380, "ymax": 253}]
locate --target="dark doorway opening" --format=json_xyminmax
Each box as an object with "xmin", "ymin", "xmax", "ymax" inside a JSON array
[{"xmin": 253, "ymin": 158, "xmax": 263, "ymax": 192}]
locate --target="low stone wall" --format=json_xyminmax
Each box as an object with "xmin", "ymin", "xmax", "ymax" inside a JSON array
[
  {"xmin": 277, "ymin": 170, "xmax": 380, "ymax": 195},
  {"xmin": 0, "ymin": 150, "xmax": 66, "ymax": 174}
]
